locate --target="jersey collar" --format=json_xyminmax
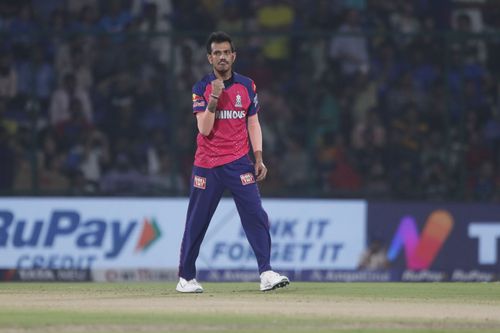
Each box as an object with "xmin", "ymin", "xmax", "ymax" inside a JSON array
[{"xmin": 209, "ymin": 71, "xmax": 236, "ymax": 89}]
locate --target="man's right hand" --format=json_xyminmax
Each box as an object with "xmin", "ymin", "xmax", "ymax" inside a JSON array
[{"xmin": 211, "ymin": 79, "xmax": 224, "ymax": 98}]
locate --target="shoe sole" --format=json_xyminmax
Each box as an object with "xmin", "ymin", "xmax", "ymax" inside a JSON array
[
  {"xmin": 176, "ymin": 289, "xmax": 203, "ymax": 293},
  {"xmin": 176, "ymin": 286, "xmax": 204, "ymax": 293},
  {"xmin": 261, "ymin": 279, "xmax": 290, "ymax": 292}
]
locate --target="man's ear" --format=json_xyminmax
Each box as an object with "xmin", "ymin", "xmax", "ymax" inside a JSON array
[{"xmin": 207, "ymin": 53, "xmax": 213, "ymax": 65}]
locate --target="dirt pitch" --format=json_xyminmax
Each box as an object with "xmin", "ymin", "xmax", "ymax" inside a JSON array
[{"xmin": 1, "ymin": 282, "xmax": 500, "ymax": 333}]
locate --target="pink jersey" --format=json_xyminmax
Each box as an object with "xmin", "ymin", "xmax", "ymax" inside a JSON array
[{"xmin": 192, "ymin": 72, "xmax": 260, "ymax": 168}]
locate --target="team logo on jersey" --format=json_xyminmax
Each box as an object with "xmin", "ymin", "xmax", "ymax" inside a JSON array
[
  {"xmin": 192, "ymin": 94, "xmax": 206, "ymax": 108},
  {"xmin": 253, "ymin": 94, "xmax": 259, "ymax": 108},
  {"xmin": 240, "ymin": 173, "xmax": 255, "ymax": 185},
  {"xmin": 193, "ymin": 175, "xmax": 206, "ymax": 189},
  {"xmin": 235, "ymin": 93, "xmax": 242, "ymax": 108}
]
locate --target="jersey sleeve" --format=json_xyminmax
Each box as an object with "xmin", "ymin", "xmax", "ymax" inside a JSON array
[
  {"xmin": 247, "ymin": 80, "xmax": 260, "ymax": 116},
  {"xmin": 192, "ymin": 82, "xmax": 207, "ymax": 113}
]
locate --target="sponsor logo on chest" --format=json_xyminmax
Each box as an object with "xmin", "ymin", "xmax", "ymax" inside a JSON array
[{"xmin": 215, "ymin": 110, "xmax": 246, "ymax": 119}]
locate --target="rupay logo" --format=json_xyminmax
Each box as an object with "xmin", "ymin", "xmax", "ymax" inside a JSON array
[
  {"xmin": 0, "ymin": 210, "xmax": 161, "ymax": 259},
  {"xmin": 135, "ymin": 218, "xmax": 161, "ymax": 252},
  {"xmin": 387, "ymin": 210, "xmax": 454, "ymax": 270}
]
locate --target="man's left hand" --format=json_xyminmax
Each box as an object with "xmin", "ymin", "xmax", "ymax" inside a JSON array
[{"xmin": 255, "ymin": 160, "xmax": 267, "ymax": 182}]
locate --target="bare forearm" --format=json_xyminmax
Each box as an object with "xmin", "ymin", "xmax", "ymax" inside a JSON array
[
  {"xmin": 248, "ymin": 114, "xmax": 267, "ymax": 180},
  {"xmin": 248, "ymin": 114, "xmax": 263, "ymax": 157}
]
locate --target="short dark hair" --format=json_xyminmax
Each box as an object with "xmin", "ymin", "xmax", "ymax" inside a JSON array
[{"xmin": 206, "ymin": 31, "xmax": 235, "ymax": 54}]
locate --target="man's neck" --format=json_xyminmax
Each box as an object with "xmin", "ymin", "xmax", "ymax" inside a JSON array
[{"xmin": 214, "ymin": 70, "xmax": 232, "ymax": 81}]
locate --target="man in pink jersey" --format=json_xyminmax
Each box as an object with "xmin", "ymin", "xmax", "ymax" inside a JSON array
[{"xmin": 176, "ymin": 31, "xmax": 290, "ymax": 293}]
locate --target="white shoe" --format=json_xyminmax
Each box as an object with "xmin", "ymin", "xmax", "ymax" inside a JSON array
[
  {"xmin": 260, "ymin": 271, "xmax": 290, "ymax": 291},
  {"xmin": 176, "ymin": 277, "xmax": 204, "ymax": 293}
]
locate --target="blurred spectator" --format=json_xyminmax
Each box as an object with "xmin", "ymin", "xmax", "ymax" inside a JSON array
[
  {"xmin": 363, "ymin": 159, "xmax": 390, "ymax": 197},
  {"xmin": 390, "ymin": 105, "xmax": 428, "ymax": 165},
  {"xmin": 216, "ymin": 0, "xmax": 247, "ymax": 37},
  {"xmin": 0, "ymin": 125, "xmax": 16, "ymax": 191},
  {"xmin": 0, "ymin": 52, "xmax": 18, "ymax": 100},
  {"xmin": 174, "ymin": 39, "xmax": 206, "ymax": 92},
  {"xmin": 15, "ymin": 45, "xmax": 55, "ymax": 107},
  {"xmin": 38, "ymin": 153, "xmax": 70, "ymax": 192},
  {"xmin": 9, "ymin": 3, "xmax": 38, "ymax": 46},
  {"xmin": 66, "ymin": 0, "xmax": 99, "ymax": 15},
  {"xmin": 391, "ymin": 159, "xmax": 419, "ymax": 199},
  {"xmin": 315, "ymin": 131, "xmax": 337, "ymax": 192},
  {"xmin": 314, "ymin": 81, "xmax": 342, "ymax": 136},
  {"xmin": 68, "ymin": 5, "xmax": 101, "ymax": 62},
  {"xmin": 31, "ymin": 0, "xmax": 66, "ymax": 24},
  {"xmin": 386, "ymin": 73, "xmax": 428, "ymax": 115},
  {"xmin": 351, "ymin": 73, "xmax": 378, "ymax": 123},
  {"xmin": 389, "ymin": 2, "xmax": 420, "ymax": 46},
  {"xmin": 370, "ymin": 41, "xmax": 405, "ymax": 101},
  {"xmin": 358, "ymin": 238, "xmax": 389, "ymax": 270},
  {"xmin": 98, "ymin": 0, "xmax": 133, "ymax": 41},
  {"xmin": 70, "ymin": 5, "xmax": 100, "ymax": 34},
  {"xmin": 465, "ymin": 132, "xmax": 493, "ymax": 175},
  {"xmin": 136, "ymin": 2, "xmax": 172, "ymax": 64},
  {"xmin": 451, "ymin": 12, "xmax": 487, "ymax": 65},
  {"xmin": 328, "ymin": 134, "xmax": 362, "ymax": 193},
  {"xmin": 57, "ymin": 41, "xmax": 94, "ymax": 91},
  {"xmin": 49, "ymin": 73, "xmax": 92, "ymax": 125},
  {"xmin": 467, "ymin": 160, "xmax": 496, "ymax": 201},
  {"xmin": 258, "ymin": 85, "xmax": 292, "ymax": 154},
  {"xmin": 80, "ymin": 129, "xmax": 110, "ymax": 193},
  {"xmin": 171, "ymin": 0, "xmax": 215, "ymax": 36},
  {"xmin": 351, "ymin": 110, "xmax": 386, "ymax": 150},
  {"xmin": 344, "ymin": 0, "xmax": 366, "ymax": 11},
  {"xmin": 420, "ymin": 158, "xmax": 449, "ymax": 200},
  {"xmin": 420, "ymin": 130, "xmax": 447, "ymax": 169},
  {"xmin": 329, "ymin": 9, "xmax": 369, "ymax": 76},
  {"xmin": 306, "ymin": 0, "xmax": 341, "ymax": 31},
  {"xmin": 409, "ymin": 49, "xmax": 439, "ymax": 93},
  {"xmin": 280, "ymin": 137, "xmax": 309, "ymax": 191},
  {"xmin": 255, "ymin": 0, "xmax": 296, "ymax": 67},
  {"xmin": 131, "ymin": 0, "xmax": 172, "ymax": 21},
  {"xmin": 100, "ymin": 153, "xmax": 148, "ymax": 195},
  {"xmin": 55, "ymin": 97, "xmax": 93, "ymax": 150},
  {"xmin": 148, "ymin": 150, "xmax": 186, "ymax": 195},
  {"xmin": 483, "ymin": 110, "xmax": 500, "ymax": 154}
]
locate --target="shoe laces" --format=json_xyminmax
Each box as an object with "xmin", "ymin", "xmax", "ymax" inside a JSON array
[{"xmin": 262, "ymin": 271, "xmax": 280, "ymax": 280}]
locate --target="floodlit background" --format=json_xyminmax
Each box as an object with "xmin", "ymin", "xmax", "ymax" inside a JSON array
[{"xmin": 0, "ymin": 0, "xmax": 499, "ymax": 201}]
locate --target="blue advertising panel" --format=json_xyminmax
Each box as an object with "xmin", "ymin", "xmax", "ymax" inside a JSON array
[
  {"xmin": 368, "ymin": 203, "xmax": 500, "ymax": 281},
  {"xmin": 198, "ymin": 199, "xmax": 367, "ymax": 271},
  {"xmin": 0, "ymin": 198, "xmax": 366, "ymax": 282},
  {"xmin": 0, "ymin": 198, "xmax": 188, "ymax": 270}
]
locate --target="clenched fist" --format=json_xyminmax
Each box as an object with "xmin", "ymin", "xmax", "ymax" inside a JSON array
[{"xmin": 211, "ymin": 79, "xmax": 224, "ymax": 98}]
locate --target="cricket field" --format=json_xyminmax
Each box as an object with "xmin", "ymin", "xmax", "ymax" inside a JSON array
[{"xmin": 1, "ymin": 282, "xmax": 499, "ymax": 332}]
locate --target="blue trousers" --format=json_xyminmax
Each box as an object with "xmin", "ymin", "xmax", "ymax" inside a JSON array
[{"xmin": 178, "ymin": 155, "xmax": 272, "ymax": 280}]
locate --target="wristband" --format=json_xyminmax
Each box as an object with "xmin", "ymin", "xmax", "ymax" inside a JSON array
[{"xmin": 210, "ymin": 94, "xmax": 219, "ymax": 99}]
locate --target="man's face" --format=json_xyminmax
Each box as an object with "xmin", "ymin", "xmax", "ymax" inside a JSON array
[{"xmin": 208, "ymin": 41, "xmax": 235, "ymax": 73}]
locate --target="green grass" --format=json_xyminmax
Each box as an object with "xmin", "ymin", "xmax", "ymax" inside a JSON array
[{"xmin": 1, "ymin": 282, "xmax": 499, "ymax": 333}]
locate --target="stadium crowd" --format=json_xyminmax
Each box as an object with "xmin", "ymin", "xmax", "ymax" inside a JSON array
[{"xmin": 0, "ymin": 0, "xmax": 499, "ymax": 201}]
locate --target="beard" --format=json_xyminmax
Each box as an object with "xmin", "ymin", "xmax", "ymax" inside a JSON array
[{"xmin": 215, "ymin": 61, "xmax": 230, "ymax": 73}]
